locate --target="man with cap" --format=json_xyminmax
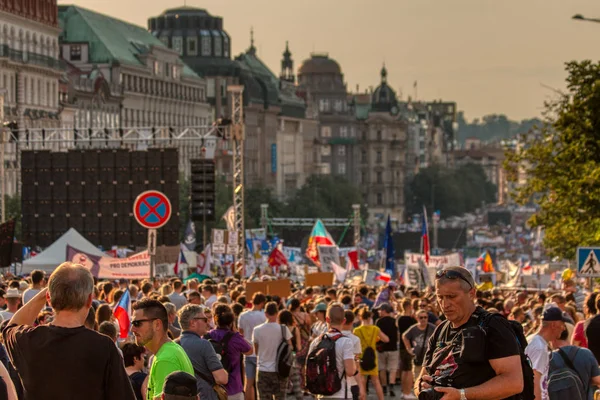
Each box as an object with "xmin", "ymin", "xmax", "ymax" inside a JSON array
[
  {"xmin": 0, "ymin": 289, "xmax": 21, "ymax": 321},
  {"xmin": 162, "ymin": 371, "xmax": 199, "ymax": 400},
  {"xmin": 525, "ymin": 305, "xmax": 571, "ymax": 400},
  {"xmin": 415, "ymin": 266, "xmax": 524, "ymax": 400},
  {"xmin": 374, "ymin": 302, "xmax": 399, "ymax": 396},
  {"xmin": 310, "ymin": 303, "xmax": 328, "ymax": 339}
]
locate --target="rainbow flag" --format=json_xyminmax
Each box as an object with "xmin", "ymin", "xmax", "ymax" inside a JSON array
[{"xmin": 305, "ymin": 219, "xmax": 335, "ymax": 267}]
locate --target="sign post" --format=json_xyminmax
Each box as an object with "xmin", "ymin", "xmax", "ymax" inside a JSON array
[
  {"xmin": 577, "ymin": 247, "xmax": 600, "ymax": 290},
  {"xmin": 134, "ymin": 191, "xmax": 172, "ymax": 278}
]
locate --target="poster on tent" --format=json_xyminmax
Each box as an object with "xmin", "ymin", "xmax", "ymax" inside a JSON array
[
  {"xmin": 318, "ymin": 245, "xmax": 340, "ymax": 273},
  {"xmin": 66, "ymin": 245, "xmax": 150, "ymax": 279}
]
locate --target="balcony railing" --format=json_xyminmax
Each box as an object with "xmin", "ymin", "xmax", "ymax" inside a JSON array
[{"xmin": 0, "ymin": 44, "xmax": 62, "ymax": 70}]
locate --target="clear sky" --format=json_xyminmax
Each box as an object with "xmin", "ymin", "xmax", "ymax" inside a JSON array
[{"xmin": 57, "ymin": 0, "xmax": 600, "ymax": 121}]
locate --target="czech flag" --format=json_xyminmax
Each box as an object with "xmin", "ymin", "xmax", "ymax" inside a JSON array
[
  {"xmin": 421, "ymin": 206, "xmax": 430, "ymax": 266},
  {"xmin": 113, "ymin": 289, "xmax": 131, "ymax": 339},
  {"xmin": 375, "ymin": 271, "xmax": 392, "ymax": 283},
  {"xmin": 522, "ymin": 260, "xmax": 532, "ymax": 275},
  {"xmin": 305, "ymin": 219, "xmax": 335, "ymax": 267}
]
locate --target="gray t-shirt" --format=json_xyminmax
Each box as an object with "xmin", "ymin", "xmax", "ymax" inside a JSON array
[
  {"xmin": 404, "ymin": 323, "xmax": 436, "ymax": 366},
  {"xmin": 550, "ymin": 345, "xmax": 600, "ymax": 400},
  {"xmin": 168, "ymin": 292, "xmax": 187, "ymax": 311},
  {"xmin": 179, "ymin": 331, "xmax": 224, "ymax": 400}
]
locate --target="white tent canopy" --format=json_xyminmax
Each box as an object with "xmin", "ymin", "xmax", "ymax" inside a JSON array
[{"xmin": 21, "ymin": 228, "xmax": 106, "ymax": 274}]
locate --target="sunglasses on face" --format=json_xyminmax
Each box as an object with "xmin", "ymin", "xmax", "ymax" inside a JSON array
[
  {"xmin": 418, "ymin": 316, "xmax": 428, "ymax": 320},
  {"xmin": 131, "ymin": 318, "xmax": 159, "ymax": 328},
  {"xmin": 435, "ymin": 270, "xmax": 473, "ymax": 289}
]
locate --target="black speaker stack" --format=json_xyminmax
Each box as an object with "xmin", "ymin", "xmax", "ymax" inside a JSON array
[{"xmin": 21, "ymin": 149, "xmax": 180, "ymax": 249}]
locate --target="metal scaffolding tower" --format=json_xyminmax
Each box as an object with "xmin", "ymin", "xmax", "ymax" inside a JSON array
[
  {"xmin": 228, "ymin": 86, "xmax": 246, "ymax": 274},
  {"xmin": 352, "ymin": 204, "xmax": 361, "ymax": 248}
]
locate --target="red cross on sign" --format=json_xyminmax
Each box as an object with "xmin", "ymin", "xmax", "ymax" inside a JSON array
[{"xmin": 133, "ymin": 190, "xmax": 172, "ymax": 229}]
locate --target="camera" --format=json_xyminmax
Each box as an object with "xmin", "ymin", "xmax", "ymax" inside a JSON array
[{"xmin": 418, "ymin": 387, "xmax": 443, "ymax": 400}]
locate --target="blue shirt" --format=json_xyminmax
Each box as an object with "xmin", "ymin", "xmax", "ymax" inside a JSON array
[{"xmin": 550, "ymin": 345, "xmax": 600, "ymax": 400}]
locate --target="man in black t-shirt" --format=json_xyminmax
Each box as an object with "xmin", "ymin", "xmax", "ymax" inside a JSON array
[
  {"xmin": 375, "ymin": 303, "xmax": 399, "ymax": 396},
  {"xmin": 397, "ymin": 298, "xmax": 417, "ymax": 399},
  {"xmin": 415, "ymin": 267, "xmax": 523, "ymax": 400}
]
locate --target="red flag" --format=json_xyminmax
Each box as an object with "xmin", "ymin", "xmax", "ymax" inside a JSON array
[
  {"xmin": 347, "ymin": 250, "xmax": 359, "ymax": 270},
  {"xmin": 268, "ymin": 248, "xmax": 288, "ymax": 269},
  {"xmin": 422, "ymin": 206, "xmax": 430, "ymax": 266}
]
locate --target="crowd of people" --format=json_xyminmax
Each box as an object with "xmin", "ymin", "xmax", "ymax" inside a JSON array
[{"xmin": 0, "ymin": 262, "xmax": 597, "ymax": 400}]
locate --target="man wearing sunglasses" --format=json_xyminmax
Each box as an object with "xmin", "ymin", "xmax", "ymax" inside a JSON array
[
  {"xmin": 131, "ymin": 299, "xmax": 194, "ymax": 400},
  {"xmin": 415, "ymin": 267, "xmax": 524, "ymax": 400}
]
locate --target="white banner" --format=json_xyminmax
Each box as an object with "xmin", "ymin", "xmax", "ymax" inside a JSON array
[
  {"xmin": 404, "ymin": 252, "xmax": 462, "ymax": 269},
  {"xmin": 318, "ymin": 245, "xmax": 340, "ymax": 273},
  {"xmin": 66, "ymin": 245, "xmax": 150, "ymax": 279}
]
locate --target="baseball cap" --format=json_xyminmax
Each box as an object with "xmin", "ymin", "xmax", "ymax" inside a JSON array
[
  {"xmin": 311, "ymin": 303, "xmax": 327, "ymax": 313},
  {"xmin": 163, "ymin": 371, "xmax": 197, "ymax": 397},
  {"xmin": 374, "ymin": 302, "xmax": 394, "ymax": 313},
  {"xmin": 388, "ymin": 281, "xmax": 398, "ymax": 288},
  {"xmin": 542, "ymin": 306, "xmax": 571, "ymax": 323}
]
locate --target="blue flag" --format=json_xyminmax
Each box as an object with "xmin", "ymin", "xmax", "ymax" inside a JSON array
[
  {"xmin": 183, "ymin": 220, "xmax": 196, "ymax": 251},
  {"xmin": 384, "ymin": 215, "xmax": 395, "ymax": 277}
]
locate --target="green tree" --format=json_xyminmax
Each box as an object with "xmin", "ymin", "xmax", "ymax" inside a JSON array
[
  {"xmin": 506, "ymin": 60, "xmax": 600, "ymax": 260},
  {"xmin": 244, "ymin": 185, "xmax": 284, "ymax": 229},
  {"xmin": 284, "ymin": 175, "xmax": 366, "ymax": 219},
  {"xmin": 5, "ymin": 194, "xmax": 20, "ymax": 238}
]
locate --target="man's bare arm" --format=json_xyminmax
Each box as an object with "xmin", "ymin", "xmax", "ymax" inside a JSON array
[{"xmin": 10, "ymin": 288, "xmax": 48, "ymax": 326}]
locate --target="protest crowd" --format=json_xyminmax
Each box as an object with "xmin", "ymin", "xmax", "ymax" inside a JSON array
[{"xmin": 0, "ymin": 261, "xmax": 596, "ymax": 400}]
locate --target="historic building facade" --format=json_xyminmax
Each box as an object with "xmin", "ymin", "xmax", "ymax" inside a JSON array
[
  {"xmin": 148, "ymin": 7, "xmax": 319, "ymax": 199},
  {"xmin": 0, "ymin": 0, "xmax": 62, "ymax": 196},
  {"xmin": 58, "ymin": 5, "xmax": 212, "ymax": 177}
]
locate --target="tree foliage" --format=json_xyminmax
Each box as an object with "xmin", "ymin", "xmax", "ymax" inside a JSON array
[
  {"xmin": 456, "ymin": 112, "xmax": 542, "ymax": 145},
  {"xmin": 505, "ymin": 60, "xmax": 600, "ymax": 260},
  {"xmin": 405, "ymin": 163, "xmax": 496, "ymax": 219}
]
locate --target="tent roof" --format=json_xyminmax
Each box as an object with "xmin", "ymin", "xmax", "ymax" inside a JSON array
[{"xmin": 22, "ymin": 228, "xmax": 106, "ymax": 274}]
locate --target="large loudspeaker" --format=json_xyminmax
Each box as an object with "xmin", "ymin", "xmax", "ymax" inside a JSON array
[
  {"xmin": 190, "ymin": 159, "xmax": 215, "ymax": 222},
  {"xmin": 21, "ymin": 149, "xmax": 180, "ymax": 248}
]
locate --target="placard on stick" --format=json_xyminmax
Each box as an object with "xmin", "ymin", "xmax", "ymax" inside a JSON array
[
  {"xmin": 267, "ymin": 279, "xmax": 291, "ymax": 298},
  {"xmin": 245, "ymin": 281, "xmax": 268, "ymax": 299},
  {"xmin": 305, "ymin": 272, "xmax": 335, "ymax": 287}
]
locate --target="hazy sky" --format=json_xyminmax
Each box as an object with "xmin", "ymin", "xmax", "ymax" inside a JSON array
[{"xmin": 57, "ymin": 0, "xmax": 600, "ymax": 121}]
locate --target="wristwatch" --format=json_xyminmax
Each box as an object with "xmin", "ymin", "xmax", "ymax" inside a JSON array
[{"xmin": 460, "ymin": 389, "xmax": 467, "ymax": 400}]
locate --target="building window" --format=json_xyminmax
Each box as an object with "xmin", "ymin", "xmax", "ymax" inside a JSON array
[
  {"xmin": 159, "ymin": 36, "xmax": 169, "ymax": 47},
  {"xmin": 214, "ymin": 33, "xmax": 222, "ymax": 56},
  {"xmin": 154, "ymin": 61, "xmax": 161, "ymax": 75},
  {"xmin": 201, "ymin": 35, "xmax": 211, "ymax": 56},
  {"xmin": 70, "ymin": 45, "xmax": 81, "ymax": 61},
  {"xmin": 361, "ymin": 171, "xmax": 366, "ymax": 183},
  {"xmin": 377, "ymin": 171, "xmax": 382, "ymax": 184},
  {"xmin": 351, "ymin": 126, "xmax": 356, "ymax": 137},
  {"xmin": 187, "ymin": 37, "xmax": 198, "ymax": 56},
  {"xmin": 338, "ymin": 146, "xmax": 345, "ymax": 156},
  {"xmin": 334, "ymin": 99, "xmax": 343, "ymax": 112},
  {"xmin": 377, "ymin": 130, "xmax": 382, "ymax": 141},
  {"xmin": 321, "ymin": 145, "xmax": 331, "ymax": 156},
  {"xmin": 340, "ymin": 126, "xmax": 348, "ymax": 138},
  {"xmin": 172, "ymin": 65, "xmax": 179, "ymax": 80},
  {"xmin": 377, "ymin": 193, "xmax": 383, "ymax": 206},
  {"xmin": 376, "ymin": 151, "xmax": 382, "ymax": 163},
  {"xmin": 337, "ymin": 162, "xmax": 346, "ymax": 174},
  {"xmin": 321, "ymin": 126, "xmax": 331, "ymax": 138},
  {"xmin": 318, "ymin": 99, "xmax": 330, "ymax": 112},
  {"xmin": 172, "ymin": 37, "xmax": 183, "ymax": 55},
  {"xmin": 361, "ymin": 150, "xmax": 367, "ymax": 163},
  {"xmin": 223, "ymin": 36, "xmax": 229, "ymax": 57}
]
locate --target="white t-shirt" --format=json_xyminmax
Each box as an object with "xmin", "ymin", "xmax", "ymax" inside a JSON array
[
  {"xmin": 22, "ymin": 288, "xmax": 41, "ymax": 304},
  {"xmin": 525, "ymin": 334, "xmax": 550, "ymax": 400},
  {"xmin": 342, "ymin": 330, "xmax": 361, "ymax": 387},
  {"xmin": 308, "ymin": 330, "xmax": 355, "ymax": 398},
  {"xmin": 238, "ymin": 310, "xmax": 266, "ymax": 357},
  {"xmin": 252, "ymin": 322, "xmax": 292, "ymax": 372},
  {"xmin": 312, "ymin": 321, "xmax": 328, "ymax": 337},
  {"xmin": 205, "ymin": 294, "xmax": 218, "ymax": 308}
]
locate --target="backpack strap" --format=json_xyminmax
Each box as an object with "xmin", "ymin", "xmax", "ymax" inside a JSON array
[{"xmin": 557, "ymin": 347, "xmax": 580, "ymax": 375}]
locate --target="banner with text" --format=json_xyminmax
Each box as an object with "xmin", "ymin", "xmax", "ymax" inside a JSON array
[
  {"xmin": 318, "ymin": 245, "xmax": 340, "ymax": 273},
  {"xmin": 66, "ymin": 245, "xmax": 150, "ymax": 279},
  {"xmin": 404, "ymin": 252, "xmax": 462, "ymax": 269}
]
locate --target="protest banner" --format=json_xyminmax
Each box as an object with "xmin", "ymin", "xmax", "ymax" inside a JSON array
[
  {"xmin": 66, "ymin": 245, "xmax": 150, "ymax": 279},
  {"xmin": 318, "ymin": 245, "xmax": 340, "ymax": 273},
  {"xmin": 305, "ymin": 272, "xmax": 335, "ymax": 287},
  {"xmin": 245, "ymin": 281, "xmax": 268, "ymax": 299},
  {"xmin": 267, "ymin": 279, "xmax": 291, "ymax": 298}
]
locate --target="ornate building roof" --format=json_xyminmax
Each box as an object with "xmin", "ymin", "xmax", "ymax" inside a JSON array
[
  {"xmin": 371, "ymin": 65, "xmax": 398, "ymax": 113},
  {"xmin": 298, "ymin": 53, "xmax": 342, "ymax": 75}
]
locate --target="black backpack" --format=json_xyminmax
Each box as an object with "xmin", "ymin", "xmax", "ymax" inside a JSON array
[
  {"xmin": 356, "ymin": 329, "xmax": 377, "ymax": 372},
  {"xmin": 276, "ymin": 325, "xmax": 294, "ymax": 378},
  {"xmin": 305, "ymin": 331, "xmax": 345, "ymax": 396},
  {"xmin": 478, "ymin": 311, "xmax": 535, "ymax": 400},
  {"xmin": 204, "ymin": 331, "xmax": 234, "ymax": 372},
  {"xmin": 548, "ymin": 347, "xmax": 586, "ymax": 400}
]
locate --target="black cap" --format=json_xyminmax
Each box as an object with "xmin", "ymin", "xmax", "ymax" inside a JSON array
[
  {"xmin": 542, "ymin": 306, "xmax": 571, "ymax": 323},
  {"xmin": 374, "ymin": 302, "xmax": 394, "ymax": 313},
  {"xmin": 163, "ymin": 371, "xmax": 197, "ymax": 397}
]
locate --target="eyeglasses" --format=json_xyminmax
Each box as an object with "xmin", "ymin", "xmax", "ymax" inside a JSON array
[
  {"xmin": 418, "ymin": 316, "xmax": 428, "ymax": 320},
  {"xmin": 193, "ymin": 317, "xmax": 208, "ymax": 322},
  {"xmin": 131, "ymin": 318, "xmax": 159, "ymax": 328},
  {"xmin": 435, "ymin": 269, "xmax": 473, "ymax": 289}
]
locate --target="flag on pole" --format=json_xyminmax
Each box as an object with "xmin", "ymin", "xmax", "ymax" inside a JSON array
[
  {"xmin": 113, "ymin": 289, "xmax": 131, "ymax": 339},
  {"xmin": 183, "ymin": 220, "xmax": 196, "ymax": 251},
  {"xmin": 383, "ymin": 215, "xmax": 395, "ymax": 277},
  {"xmin": 268, "ymin": 247, "xmax": 288, "ymax": 268},
  {"xmin": 421, "ymin": 206, "xmax": 430, "ymax": 266},
  {"xmin": 331, "ymin": 261, "xmax": 347, "ymax": 283},
  {"xmin": 347, "ymin": 249, "xmax": 359, "ymax": 270},
  {"xmin": 481, "ymin": 251, "xmax": 494, "ymax": 273},
  {"xmin": 222, "ymin": 206, "xmax": 235, "ymax": 231},
  {"xmin": 305, "ymin": 219, "xmax": 335, "ymax": 267},
  {"xmin": 174, "ymin": 248, "xmax": 189, "ymax": 276}
]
